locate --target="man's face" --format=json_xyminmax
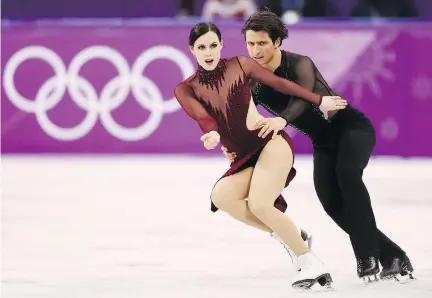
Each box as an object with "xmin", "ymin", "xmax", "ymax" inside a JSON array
[{"xmin": 245, "ymin": 30, "xmax": 279, "ymax": 66}]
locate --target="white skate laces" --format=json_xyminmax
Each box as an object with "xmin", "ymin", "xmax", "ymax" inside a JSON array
[{"xmin": 270, "ymin": 231, "xmax": 302, "ymax": 270}]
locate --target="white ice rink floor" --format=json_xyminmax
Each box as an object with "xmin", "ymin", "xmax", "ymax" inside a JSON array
[{"xmin": 2, "ymin": 155, "xmax": 432, "ymax": 298}]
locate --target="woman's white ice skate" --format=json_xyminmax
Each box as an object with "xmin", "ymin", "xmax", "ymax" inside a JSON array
[{"xmin": 291, "ymin": 252, "xmax": 333, "ymax": 290}]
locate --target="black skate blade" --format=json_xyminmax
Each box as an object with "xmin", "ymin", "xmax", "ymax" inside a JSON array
[{"xmin": 292, "ymin": 273, "xmax": 334, "ymax": 291}]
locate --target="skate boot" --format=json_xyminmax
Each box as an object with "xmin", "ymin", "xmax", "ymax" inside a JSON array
[
  {"xmin": 271, "ymin": 229, "xmax": 313, "ymax": 266},
  {"xmin": 357, "ymin": 256, "xmax": 380, "ymax": 284},
  {"xmin": 380, "ymin": 255, "xmax": 415, "ymax": 282},
  {"xmin": 291, "ymin": 252, "xmax": 333, "ymax": 290}
]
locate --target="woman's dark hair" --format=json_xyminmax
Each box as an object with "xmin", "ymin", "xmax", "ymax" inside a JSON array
[
  {"xmin": 189, "ymin": 22, "xmax": 222, "ymax": 47},
  {"xmin": 241, "ymin": 9, "xmax": 288, "ymax": 46}
]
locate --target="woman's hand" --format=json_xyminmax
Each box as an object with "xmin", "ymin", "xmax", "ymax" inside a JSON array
[{"xmin": 200, "ymin": 131, "xmax": 220, "ymax": 150}]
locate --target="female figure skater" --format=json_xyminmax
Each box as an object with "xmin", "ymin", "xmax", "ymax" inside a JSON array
[{"xmin": 174, "ymin": 22, "xmax": 347, "ymax": 289}]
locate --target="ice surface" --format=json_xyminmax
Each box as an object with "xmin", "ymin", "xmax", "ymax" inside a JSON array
[{"xmin": 2, "ymin": 155, "xmax": 432, "ymax": 298}]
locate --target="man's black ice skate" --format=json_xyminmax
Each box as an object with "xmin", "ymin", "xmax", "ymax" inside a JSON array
[
  {"xmin": 357, "ymin": 256, "xmax": 380, "ymax": 284},
  {"xmin": 380, "ymin": 255, "xmax": 415, "ymax": 282}
]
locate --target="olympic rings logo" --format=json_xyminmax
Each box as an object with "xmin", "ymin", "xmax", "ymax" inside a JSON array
[{"xmin": 3, "ymin": 45, "xmax": 194, "ymax": 141}]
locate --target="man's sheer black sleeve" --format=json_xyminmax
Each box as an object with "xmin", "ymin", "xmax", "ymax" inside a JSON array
[{"xmin": 280, "ymin": 56, "xmax": 316, "ymax": 123}]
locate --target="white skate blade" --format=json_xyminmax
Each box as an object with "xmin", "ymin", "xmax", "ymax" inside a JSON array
[
  {"xmin": 382, "ymin": 272, "xmax": 416, "ymax": 284},
  {"xmin": 306, "ymin": 234, "xmax": 313, "ymax": 249},
  {"xmin": 361, "ymin": 274, "xmax": 380, "ymax": 285}
]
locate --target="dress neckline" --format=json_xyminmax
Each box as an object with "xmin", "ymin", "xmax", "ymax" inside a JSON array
[{"xmin": 197, "ymin": 58, "xmax": 227, "ymax": 91}]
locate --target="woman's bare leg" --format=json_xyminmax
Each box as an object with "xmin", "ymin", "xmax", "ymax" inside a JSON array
[
  {"xmin": 248, "ymin": 135, "xmax": 309, "ymax": 256},
  {"xmin": 211, "ymin": 167, "xmax": 271, "ymax": 232}
]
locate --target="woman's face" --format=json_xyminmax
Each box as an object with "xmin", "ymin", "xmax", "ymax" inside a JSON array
[{"xmin": 190, "ymin": 31, "xmax": 223, "ymax": 71}]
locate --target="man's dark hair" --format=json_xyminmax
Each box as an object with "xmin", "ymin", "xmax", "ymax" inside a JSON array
[{"xmin": 241, "ymin": 9, "xmax": 288, "ymax": 46}]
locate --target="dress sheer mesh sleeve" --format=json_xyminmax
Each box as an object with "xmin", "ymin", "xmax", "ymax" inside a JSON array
[
  {"xmin": 280, "ymin": 56, "xmax": 316, "ymax": 123},
  {"xmin": 174, "ymin": 83, "xmax": 218, "ymax": 133},
  {"xmin": 236, "ymin": 56, "xmax": 322, "ymax": 106}
]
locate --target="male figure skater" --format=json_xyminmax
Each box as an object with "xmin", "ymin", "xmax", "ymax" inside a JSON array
[{"xmin": 222, "ymin": 10, "xmax": 414, "ymax": 283}]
